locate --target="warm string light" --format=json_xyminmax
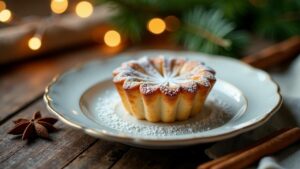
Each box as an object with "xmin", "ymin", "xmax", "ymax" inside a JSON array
[
  {"xmin": 0, "ymin": 0, "xmax": 177, "ymax": 50},
  {"xmin": 164, "ymin": 15, "xmax": 180, "ymax": 32},
  {"xmin": 147, "ymin": 17, "xmax": 166, "ymax": 35},
  {"xmin": 0, "ymin": 1, "xmax": 6, "ymax": 11},
  {"xmin": 101, "ymin": 16, "xmax": 179, "ymax": 48},
  {"xmin": 28, "ymin": 36, "xmax": 42, "ymax": 51},
  {"xmin": 104, "ymin": 30, "xmax": 121, "ymax": 47},
  {"xmin": 0, "ymin": 9, "xmax": 12, "ymax": 23},
  {"xmin": 75, "ymin": 1, "xmax": 93, "ymax": 18},
  {"xmin": 0, "ymin": 0, "xmax": 99, "ymax": 52},
  {"xmin": 50, "ymin": 0, "xmax": 68, "ymax": 14}
]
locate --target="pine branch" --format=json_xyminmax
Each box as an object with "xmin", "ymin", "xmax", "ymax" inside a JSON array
[
  {"xmin": 175, "ymin": 8, "xmax": 244, "ymax": 55},
  {"xmin": 183, "ymin": 24, "xmax": 231, "ymax": 48}
]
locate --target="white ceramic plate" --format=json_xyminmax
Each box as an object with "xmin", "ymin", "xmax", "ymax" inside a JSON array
[{"xmin": 44, "ymin": 50, "xmax": 282, "ymax": 148}]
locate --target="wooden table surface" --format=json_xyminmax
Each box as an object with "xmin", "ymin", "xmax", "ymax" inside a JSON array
[{"xmin": 0, "ymin": 44, "xmax": 226, "ymax": 169}]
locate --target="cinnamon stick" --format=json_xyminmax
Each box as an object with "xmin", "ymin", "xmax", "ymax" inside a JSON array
[
  {"xmin": 198, "ymin": 128, "xmax": 289, "ymax": 169},
  {"xmin": 242, "ymin": 36, "xmax": 300, "ymax": 69},
  {"xmin": 198, "ymin": 127, "xmax": 300, "ymax": 169}
]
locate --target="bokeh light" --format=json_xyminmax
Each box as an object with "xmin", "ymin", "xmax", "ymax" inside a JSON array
[
  {"xmin": 147, "ymin": 18, "xmax": 166, "ymax": 35},
  {"xmin": 50, "ymin": 0, "xmax": 68, "ymax": 14},
  {"xmin": 0, "ymin": 1, "xmax": 6, "ymax": 11},
  {"xmin": 75, "ymin": 1, "xmax": 93, "ymax": 18},
  {"xmin": 104, "ymin": 30, "xmax": 121, "ymax": 47},
  {"xmin": 0, "ymin": 9, "xmax": 12, "ymax": 23},
  {"xmin": 164, "ymin": 15, "xmax": 180, "ymax": 32},
  {"xmin": 28, "ymin": 36, "xmax": 42, "ymax": 51}
]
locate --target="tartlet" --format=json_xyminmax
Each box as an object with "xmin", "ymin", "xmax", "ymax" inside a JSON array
[{"xmin": 112, "ymin": 56, "xmax": 216, "ymax": 122}]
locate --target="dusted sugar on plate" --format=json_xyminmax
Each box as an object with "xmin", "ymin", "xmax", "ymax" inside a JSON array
[{"xmin": 112, "ymin": 56, "xmax": 216, "ymax": 122}]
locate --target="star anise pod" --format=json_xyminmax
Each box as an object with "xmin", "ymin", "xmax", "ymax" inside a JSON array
[{"xmin": 7, "ymin": 111, "xmax": 58, "ymax": 140}]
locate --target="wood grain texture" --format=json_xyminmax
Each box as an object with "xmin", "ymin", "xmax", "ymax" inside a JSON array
[
  {"xmin": 0, "ymin": 99, "xmax": 97, "ymax": 169},
  {"xmin": 111, "ymin": 145, "xmax": 210, "ymax": 169},
  {"xmin": 65, "ymin": 141, "xmax": 129, "ymax": 169},
  {"xmin": 0, "ymin": 46, "xmax": 109, "ymax": 124}
]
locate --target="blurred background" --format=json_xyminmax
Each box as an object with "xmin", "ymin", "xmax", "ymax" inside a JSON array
[
  {"xmin": 0, "ymin": 0, "xmax": 300, "ymax": 64},
  {"xmin": 1, "ymin": 2, "xmax": 300, "ymax": 169}
]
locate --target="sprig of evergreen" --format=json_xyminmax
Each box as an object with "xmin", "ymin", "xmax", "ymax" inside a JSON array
[
  {"xmin": 97, "ymin": 0, "xmax": 300, "ymax": 57},
  {"xmin": 176, "ymin": 8, "xmax": 238, "ymax": 54}
]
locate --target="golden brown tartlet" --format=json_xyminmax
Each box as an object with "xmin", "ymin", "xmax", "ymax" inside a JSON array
[{"xmin": 113, "ymin": 56, "xmax": 216, "ymax": 122}]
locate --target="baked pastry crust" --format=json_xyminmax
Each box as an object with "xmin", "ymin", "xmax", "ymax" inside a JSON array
[{"xmin": 113, "ymin": 56, "xmax": 216, "ymax": 122}]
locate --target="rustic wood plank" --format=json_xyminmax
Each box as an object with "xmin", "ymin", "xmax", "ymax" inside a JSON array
[
  {"xmin": 64, "ymin": 140, "xmax": 129, "ymax": 169},
  {"xmin": 0, "ymin": 99, "xmax": 97, "ymax": 169},
  {"xmin": 111, "ymin": 148, "xmax": 171, "ymax": 169},
  {"xmin": 0, "ymin": 46, "xmax": 109, "ymax": 123},
  {"xmin": 111, "ymin": 145, "xmax": 210, "ymax": 169}
]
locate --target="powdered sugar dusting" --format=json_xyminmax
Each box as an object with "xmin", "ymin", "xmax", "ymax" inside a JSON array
[
  {"xmin": 113, "ymin": 56, "xmax": 216, "ymax": 95},
  {"xmin": 95, "ymin": 90, "xmax": 234, "ymax": 137}
]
